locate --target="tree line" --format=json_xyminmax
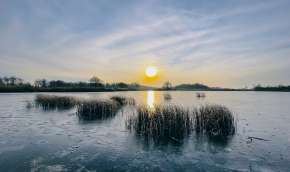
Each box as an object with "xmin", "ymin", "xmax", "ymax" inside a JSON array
[
  {"xmin": 2, "ymin": 75, "xmax": 289, "ymax": 92},
  {"xmin": 0, "ymin": 76, "xmax": 174, "ymax": 90},
  {"xmin": 0, "ymin": 76, "xmax": 142, "ymax": 92},
  {"xmin": 254, "ymin": 85, "xmax": 290, "ymax": 91},
  {"xmin": 0, "ymin": 76, "xmax": 25, "ymax": 86}
]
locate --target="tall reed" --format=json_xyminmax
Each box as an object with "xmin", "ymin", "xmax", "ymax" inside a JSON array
[
  {"xmin": 76, "ymin": 100, "xmax": 120, "ymax": 120},
  {"xmin": 110, "ymin": 96, "xmax": 136, "ymax": 106},
  {"xmin": 126, "ymin": 105, "xmax": 193, "ymax": 143},
  {"xmin": 35, "ymin": 94, "xmax": 76, "ymax": 110},
  {"xmin": 196, "ymin": 92, "xmax": 206, "ymax": 98},
  {"xmin": 127, "ymin": 104, "xmax": 236, "ymax": 144},
  {"xmin": 194, "ymin": 104, "xmax": 236, "ymax": 137},
  {"xmin": 163, "ymin": 93, "xmax": 172, "ymax": 101}
]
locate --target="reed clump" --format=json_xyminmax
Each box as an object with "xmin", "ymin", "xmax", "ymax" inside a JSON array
[
  {"xmin": 163, "ymin": 93, "xmax": 172, "ymax": 101},
  {"xmin": 127, "ymin": 104, "xmax": 236, "ymax": 144},
  {"xmin": 76, "ymin": 100, "xmax": 120, "ymax": 120},
  {"xmin": 126, "ymin": 105, "xmax": 193, "ymax": 143},
  {"xmin": 110, "ymin": 96, "xmax": 136, "ymax": 106},
  {"xmin": 196, "ymin": 92, "xmax": 206, "ymax": 98},
  {"xmin": 194, "ymin": 104, "xmax": 236, "ymax": 137},
  {"xmin": 35, "ymin": 94, "xmax": 76, "ymax": 110}
]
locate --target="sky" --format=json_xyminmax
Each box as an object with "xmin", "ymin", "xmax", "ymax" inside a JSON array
[{"xmin": 0, "ymin": 0, "xmax": 290, "ymax": 88}]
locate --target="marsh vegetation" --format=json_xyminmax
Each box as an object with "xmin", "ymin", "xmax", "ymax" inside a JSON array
[
  {"xmin": 110, "ymin": 95, "xmax": 136, "ymax": 106},
  {"xmin": 126, "ymin": 104, "xmax": 236, "ymax": 144},
  {"xmin": 76, "ymin": 100, "xmax": 121, "ymax": 120},
  {"xmin": 163, "ymin": 93, "xmax": 172, "ymax": 101},
  {"xmin": 35, "ymin": 94, "xmax": 77, "ymax": 110},
  {"xmin": 34, "ymin": 94, "xmax": 236, "ymax": 143},
  {"xmin": 196, "ymin": 92, "xmax": 206, "ymax": 98},
  {"xmin": 194, "ymin": 105, "xmax": 236, "ymax": 137},
  {"xmin": 126, "ymin": 105, "xmax": 193, "ymax": 144}
]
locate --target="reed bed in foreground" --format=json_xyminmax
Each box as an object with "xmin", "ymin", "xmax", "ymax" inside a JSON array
[
  {"xmin": 126, "ymin": 104, "xmax": 236, "ymax": 144},
  {"xmin": 126, "ymin": 105, "xmax": 193, "ymax": 143},
  {"xmin": 76, "ymin": 100, "xmax": 120, "ymax": 120},
  {"xmin": 110, "ymin": 96, "xmax": 136, "ymax": 106},
  {"xmin": 194, "ymin": 105, "xmax": 236, "ymax": 137},
  {"xmin": 35, "ymin": 94, "xmax": 77, "ymax": 110}
]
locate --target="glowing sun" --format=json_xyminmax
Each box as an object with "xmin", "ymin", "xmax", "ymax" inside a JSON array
[{"xmin": 145, "ymin": 66, "xmax": 158, "ymax": 78}]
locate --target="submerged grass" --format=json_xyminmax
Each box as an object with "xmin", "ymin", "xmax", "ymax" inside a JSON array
[
  {"xmin": 126, "ymin": 105, "xmax": 193, "ymax": 144},
  {"xmin": 194, "ymin": 104, "xmax": 236, "ymax": 137},
  {"xmin": 35, "ymin": 94, "xmax": 77, "ymax": 110},
  {"xmin": 110, "ymin": 95, "xmax": 136, "ymax": 106},
  {"xmin": 76, "ymin": 100, "xmax": 120, "ymax": 120}
]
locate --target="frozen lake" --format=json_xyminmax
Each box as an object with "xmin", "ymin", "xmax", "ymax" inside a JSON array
[{"xmin": 0, "ymin": 91, "xmax": 290, "ymax": 171}]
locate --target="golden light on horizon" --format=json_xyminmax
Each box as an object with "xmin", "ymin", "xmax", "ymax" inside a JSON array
[{"xmin": 145, "ymin": 66, "xmax": 158, "ymax": 78}]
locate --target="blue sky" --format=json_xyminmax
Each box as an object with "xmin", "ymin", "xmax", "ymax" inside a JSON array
[{"xmin": 0, "ymin": 0, "xmax": 290, "ymax": 87}]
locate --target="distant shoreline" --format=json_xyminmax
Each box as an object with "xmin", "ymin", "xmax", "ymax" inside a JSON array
[
  {"xmin": 2, "ymin": 87, "xmax": 290, "ymax": 93},
  {"xmin": 1, "ymin": 76, "xmax": 289, "ymax": 93}
]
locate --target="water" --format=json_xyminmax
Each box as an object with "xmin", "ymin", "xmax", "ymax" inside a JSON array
[{"xmin": 0, "ymin": 91, "xmax": 290, "ymax": 172}]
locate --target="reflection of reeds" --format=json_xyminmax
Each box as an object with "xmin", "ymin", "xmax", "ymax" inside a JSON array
[
  {"xmin": 76, "ymin": 100, "xmax": 120, "ymax": 120},
  {"xmin": 110, "ymin": 96, "xmax": 135, "ymax": 106},
  {"xmin": 126, "ymin": 105, "xmax": 193, "ymax": 143},
  {"xmin": 194, "ymin": 105, "xmax": 236, "ymax": 137},
  {"xmin": 35, "ymin": 94, "xmax": 76, "ymax": 110}
]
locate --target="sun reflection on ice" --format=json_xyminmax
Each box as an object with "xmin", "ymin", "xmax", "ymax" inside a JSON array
[{"xmin": 147, "ymin": 90, "xmax": 155, "ymax": 108}]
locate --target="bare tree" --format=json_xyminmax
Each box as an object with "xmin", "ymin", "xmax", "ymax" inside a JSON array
[
  {"xmin": 0, "ymin": 76, "xmax": 24, "ymax": 86},
  {"xmin": 15, "ymin": 78, "xmax": 23, "ymax": 85},
  {"xmin": 34, "ymin": 79, "xmax": 47, "ymax": 88},
  {"xmin": 3, "ymin": 77, "xmax": 9, "ymax": 85},
  {"xmin": 163, "ymin": 81, "xmax": 172, "ymax": 90},
  {"xmin": 34, "ymin": 79, "xmax": 42, "ymax": 88},
  {"xmin": 129, "ymin": 82, "xmax": 140, "ymax": 89},
  {"xmin": 41, "ymin": 79, "xmax": 47, "ymax": 88},
  {"xmin": 89, "ymin": 76, "xmax": 103, "ymax": 87},
  {"xmin": 9, "ymin": 77, "xmax": 17, "ymax": 86},
  {"xmin": 0, "ymin": 78, "xmax": 4, "ymax": 86}
]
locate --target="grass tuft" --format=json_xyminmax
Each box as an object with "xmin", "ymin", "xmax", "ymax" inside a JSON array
[
  {"xmin": 127, "ymin": 104, "xmax": 236, "ymax": 144},
  {"xmin": 194, "ymin": 104, "xmax": 236, "ymax": 137},
  {"xmin": 35, "ymin": 94, "xmax": 76, "ymax": 110},
  {"xmin": 76, "ymin": 100, "xmax": 120, "ymax": 120},
  {"xmin": 163, "ymin": 93, "xmax": 172, "ymax": 101},
  {"xmin": 110, "ymin": 96, "xmax": 136, "ymax": 106},
  {"xmin": 196, "ymin": 92, "xmax": 206, "ymax": 98},
  {"xmin": 126, "ymin": 105, "xmax": 193, "ymax": 144}
]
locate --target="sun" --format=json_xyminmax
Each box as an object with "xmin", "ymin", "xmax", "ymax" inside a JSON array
[{"xmin": 145, "ymin": 66, "xmax": 158, "ymax": 78}]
